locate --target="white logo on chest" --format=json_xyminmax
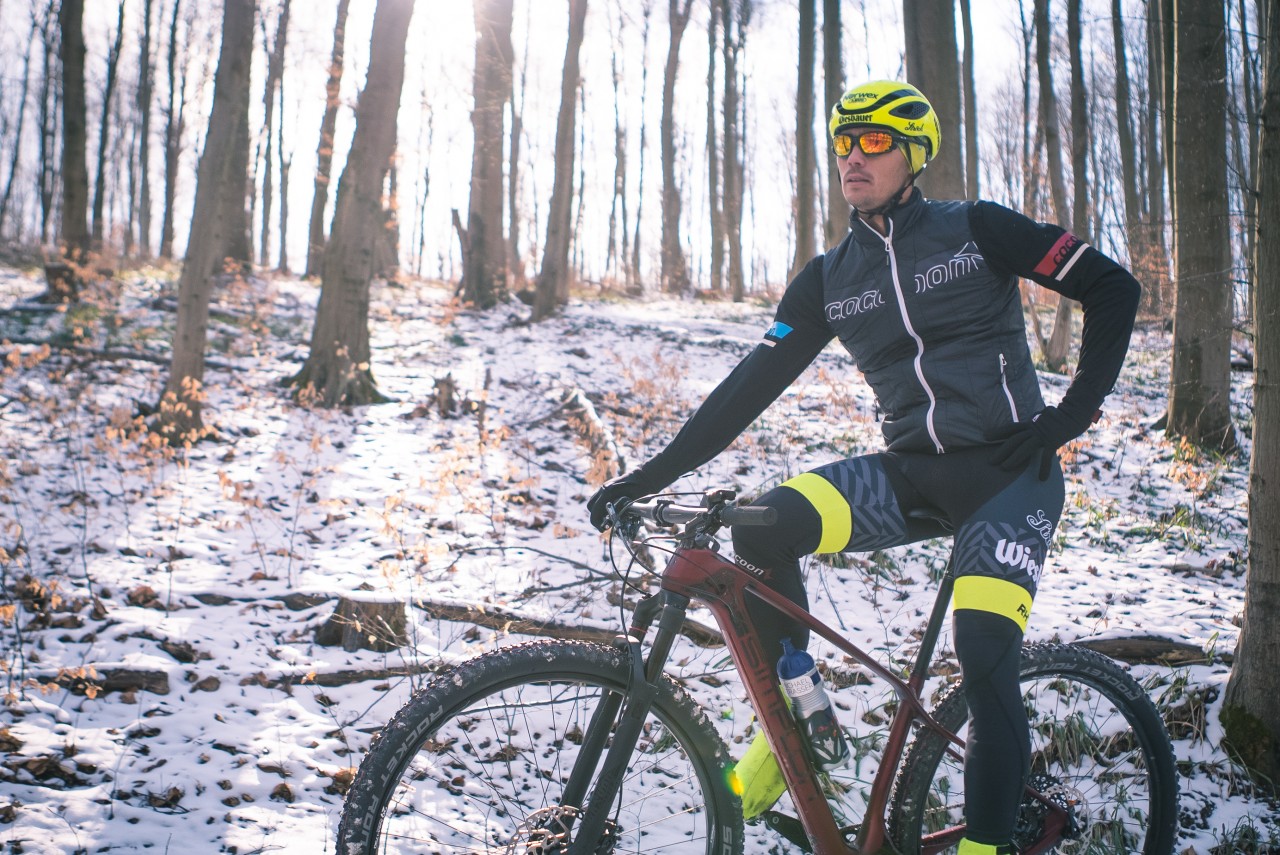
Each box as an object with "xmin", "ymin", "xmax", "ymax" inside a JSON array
[{"xmin": 915, "ymin": 243, "xmax": 984, "ymax": 294}]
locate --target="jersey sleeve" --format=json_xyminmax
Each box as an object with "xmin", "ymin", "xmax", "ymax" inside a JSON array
[
  {"xmin": 969, "ymin": 201, "xmax": 1141, "ymax": 429},
  {"xmin": 636, "ymin": 256, "xmax": 834, "ymax": 490}
]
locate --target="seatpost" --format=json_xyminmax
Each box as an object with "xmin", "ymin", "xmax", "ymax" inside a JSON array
[{"xmin": 908, "ymin": 561, "xmax": 956, "ymax": 694}]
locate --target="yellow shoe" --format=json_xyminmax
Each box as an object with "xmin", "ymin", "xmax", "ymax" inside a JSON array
[{"xmin": 730, "ymin": 730, "xmax": 787, "ymax": 820}]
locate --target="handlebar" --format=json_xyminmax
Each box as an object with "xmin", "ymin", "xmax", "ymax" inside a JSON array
[{"xmin": 618, "ymin": 494, "xmax": 777, "ymax": 529}]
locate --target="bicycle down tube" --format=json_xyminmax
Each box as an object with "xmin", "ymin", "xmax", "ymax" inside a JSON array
[{"xmin": 656, "ymin": 544, "xmax": 963, "ymax": 854}]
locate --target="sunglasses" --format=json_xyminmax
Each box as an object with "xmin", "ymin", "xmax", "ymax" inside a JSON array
[{"xmin": 832, "ymin": 130, "xmax": 900, "ymax": 158}]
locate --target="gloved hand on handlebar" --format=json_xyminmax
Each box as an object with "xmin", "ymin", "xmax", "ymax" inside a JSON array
[
  {"xmin": 988, "ymin": 405, "xmax": 1096, "ymax": 481},
  {"xmin": 587, "ymin": 470, "xmax": 661, "ymax": 531}
]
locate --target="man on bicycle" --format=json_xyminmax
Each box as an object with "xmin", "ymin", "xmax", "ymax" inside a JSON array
[{"xmin": 588, "ymin": 80, "xmax": 1140, "ymax": 854}]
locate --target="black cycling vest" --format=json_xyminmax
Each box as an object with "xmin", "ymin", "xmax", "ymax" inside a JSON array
[{"xmin": 821, "ymin": 197, "xmax": 1044, "ymax": 454}]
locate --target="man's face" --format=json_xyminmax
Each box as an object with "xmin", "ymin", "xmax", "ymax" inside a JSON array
[{"xmin": 834, "ymin": 126, "xmax": 911, "ymax": 211}]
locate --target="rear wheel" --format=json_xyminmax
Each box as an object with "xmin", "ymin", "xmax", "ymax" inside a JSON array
[
  {"xmin": 888, "ymin": 642, "xmax": 1178, "ymax": 854},
  {"xmin": 337, "ymin": 639, "xmax": 744, "ymax": 854}
]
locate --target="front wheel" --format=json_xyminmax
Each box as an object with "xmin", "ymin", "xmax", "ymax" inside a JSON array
[
  {"xmin": 337, "ymin": 639, "xmax": 744, "ymax": 854},
  {"xmin": 888, "ymin": 642, "xmax": 1178, "ymax": 854}
]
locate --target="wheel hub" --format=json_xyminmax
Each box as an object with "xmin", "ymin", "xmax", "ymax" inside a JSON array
[
  {"xmin": 507, "ymin": 806, "xmax": 620, "ymax": 854},
  {"xmin": 1013, "ymin": 774, "xmax": 1089, "ymax": 848}
]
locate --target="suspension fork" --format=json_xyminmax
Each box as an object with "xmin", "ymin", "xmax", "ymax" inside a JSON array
[{"xmin": 558, "ymin": 592, "xmax": 689, "ymax": 853}]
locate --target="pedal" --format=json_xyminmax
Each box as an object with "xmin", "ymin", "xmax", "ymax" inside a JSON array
[{"xmin": 757, "ymin": 810, "xmax": 813, "ymax": 853}]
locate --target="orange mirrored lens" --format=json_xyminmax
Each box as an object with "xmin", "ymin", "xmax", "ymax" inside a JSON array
[
  {"xmin": 858, "ymin": 131, "xmax": 895, "ymax": 154},
  {"xmin": 833, "ymin": 131, "xmax": 897, "ymax": 157}
]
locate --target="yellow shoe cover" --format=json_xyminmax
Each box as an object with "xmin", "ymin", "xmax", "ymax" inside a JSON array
[{"xmin": 730, "ymin": 730, "xmax": 787, "ymax": 820}]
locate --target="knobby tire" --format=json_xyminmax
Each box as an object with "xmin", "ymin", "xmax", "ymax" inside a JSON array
[
  {"xmin": 337, "ymin": 639, "xmax": 744, "ymax": 854},
  {"xmin": 887, "ymin": 642, "xmax": 1178, "ymax": 854}
]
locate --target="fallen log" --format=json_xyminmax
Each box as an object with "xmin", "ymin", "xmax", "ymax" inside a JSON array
[{"xmin": 1073, "ymin": 635, "xmax": 1211, "ymax": 665}]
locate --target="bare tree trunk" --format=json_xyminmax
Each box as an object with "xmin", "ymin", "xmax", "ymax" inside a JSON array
[
  {"xmin": 136, "ymin": 0, "xmax": 156, "ymax": 258},
  {"xmin": 902, "ymin": 0, "xmax": 963, "ymax": 199},
  {"xmin": 37, "ymin": 0, "xmax": 58, "ymax": 248},
  {"xmin": 822, "ymin": 0, "xmax": 844, "ymax": 246},
  {"xmin": 91, "ymin": 0, "xmax": 126, "ymax": 251},
  {"xmin": 706, "ymin": 0, "xmax": 723, "ymax": 293},
  {"xmin": 222, "ymin": 72, "xmax": 252, "ymax": 269},
  {"xmin": 959, "ymin": 0, "xmax": 979, "ymax": 198},
  {"xmin": 0, "ymin": 14, "xmax": 36, "ymax": 238},
  {"xmin": 290, "ymin": 0, "xmax": 413, "ymax": 406},
  {"xmin": 534, "ymin": 0, "xmax": 588, "ymax": 320},
  {"xmin": 722, "ymin": 0, "xmax": 749, "ymax": 301},
  {"xmin": 1111, "ymin": 0, "xmax": 1143, "ymax": 274},
  {"xmin": 1167, "ymin": 0, "xmax": 1238, "ymax": 453},
  {"xmin": 1222, "ymin": 0, "xmax": 1280, "ymax": 784},
  {"xmin": 277, "ymin": 78, "xmax": 290, "ymax": 273},
  {"xmin": 791, "ymin": 0, "xmax": 816, "ymax": 280},
  {"xmin": 1042, "ymin": 0, "xmax": 1091, "ymax": 369},
  {"xmin": 58, "ymin": 0, "xmax": 91, "ymax": 275},
  {"xmin": 659, "ymin": 0, "xmax": 693, "ymax": 293},
  {"xmin": 508, "ymin": 18, "xmax": 528, "ymax": 289},
  {"xmin": 462, "ymin": 0, "xmax": 514, "ymax": 309},
  {"xmin": 630, "ymin": 0, "xmax": 654, "ymax": 294},
  {"xmin": 1144, "ymin": 0, "xmax": 1171, "ymax": 313},
  {"xmin": 159, "ymin": 0, "xmax": 185, "ymax": 259},
  {"xmin": 606, "ymin": 4, "xmax": 629, "ymax": 287},
  {"xmin": 258, "ymin": 0, "xmax": 291, "ymax": 269},
  {"xmin": 305, "ymin": 0, "xmax": 350, "ymax": 278},
  {"xmin": 155, "ymin": 0, "xmax": 256, "ymax": 441},
  {"xmin": 1033, "ymin": 0, "xmax": 1074, "ymax": 372}
]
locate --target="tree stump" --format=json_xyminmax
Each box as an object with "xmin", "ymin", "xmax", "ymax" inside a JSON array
[{"xmin": 315, "ymin": 596, "xmax": 408, "ymax": 653}]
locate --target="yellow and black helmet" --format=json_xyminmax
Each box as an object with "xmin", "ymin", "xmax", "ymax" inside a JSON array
[{"xmin": 828, "ymin": 80, "xmax": 940, "ymax": 175}]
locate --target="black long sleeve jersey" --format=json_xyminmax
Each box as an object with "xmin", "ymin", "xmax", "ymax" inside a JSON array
[{"xmin": 635, "ymin": 190, "xmax": 1141, "ymax": 491}]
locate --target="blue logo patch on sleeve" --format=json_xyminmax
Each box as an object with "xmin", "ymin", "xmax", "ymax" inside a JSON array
[{"xmin": 763, "ymin": 322, "xmax": 793, "ymax": 347}]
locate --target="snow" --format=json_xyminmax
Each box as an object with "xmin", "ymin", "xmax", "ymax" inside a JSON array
[{"xmin": 0, "ymin": 266, "xmax": 1273, "ymax": 853}]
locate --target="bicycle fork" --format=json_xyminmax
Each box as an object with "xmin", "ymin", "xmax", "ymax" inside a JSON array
[{"xmin": 557, "ymin": 592, "xmax": 686, "ymax": 854}]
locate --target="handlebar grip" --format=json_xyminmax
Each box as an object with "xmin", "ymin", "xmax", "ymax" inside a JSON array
[{"xmin": 720, "ymin": 505, "xmax": 778, "ymax": 527}]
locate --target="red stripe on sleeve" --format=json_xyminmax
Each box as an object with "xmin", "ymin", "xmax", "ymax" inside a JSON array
[{"xmin": 1034, "ymin": 232, "xmax": 1080, "ymax": 277}]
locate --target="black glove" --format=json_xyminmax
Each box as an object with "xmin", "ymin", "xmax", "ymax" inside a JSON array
[
  {"xmin": 988, "ymin": 405, "xmax": 1091, "ymax": 481},
  {"xmin": 587, "ymin": 471, "xmax": 660, "ymax": 531}
]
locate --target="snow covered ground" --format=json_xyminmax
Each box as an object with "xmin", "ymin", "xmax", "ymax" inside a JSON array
[{"xmin": 0, "ymin": 265, "xmax": 1273, "ymax": 853}]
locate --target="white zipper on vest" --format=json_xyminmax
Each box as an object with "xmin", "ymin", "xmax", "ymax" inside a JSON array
[
  {"xmin": 999, "ymin": 353, "xmax": 1021, "ymax": 422},
  {"xmin": 880, "ymin": 220, "xmax": 944, "ymax": 454}
]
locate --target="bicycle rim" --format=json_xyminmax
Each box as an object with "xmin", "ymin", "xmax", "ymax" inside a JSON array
[
  {"xmin": 338, "ymin": 640, "xmax": 743, "ymax": 854},
  {"xmin": 889, "ymin": 642, "xmax": 1178, "ymax": 854}
]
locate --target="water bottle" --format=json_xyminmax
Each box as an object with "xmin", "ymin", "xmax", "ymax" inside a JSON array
[{"xmin": 777, "ymin": 638, "xmax": 850, "ymax": 770}]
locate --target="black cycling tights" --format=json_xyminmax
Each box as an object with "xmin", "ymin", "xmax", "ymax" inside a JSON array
[{"xmin": 953, "ymin": 608, "xmax": 1029, "ymax": 845}]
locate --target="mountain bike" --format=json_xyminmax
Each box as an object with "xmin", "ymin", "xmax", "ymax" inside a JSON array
[{"xmin": 337, "ymin": 489, "xmax": 1178, "ymax": 854}]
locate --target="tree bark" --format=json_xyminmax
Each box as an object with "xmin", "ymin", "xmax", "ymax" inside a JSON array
[
  {"xmin": 1222, "ymin": 0, "xmax": 1280, "ymax": 784},
  {"xmin": 462, "ymin": 0, "xmax": 514, "ymax": 309},
  {"xmin": 159, "ymin": 0, "xmax": 187, "ymax": 260},
  {"xmin": 1143, "ymin": 0, "xmax": 1171, "ymax": 312},
  {"xmin": 533, "ymin": 0, "xmax": 588, "ymax": 320},
  {"xmin": 0, "ymin": 15, "xmax": 36, "ymax": 238},
  {"xmin": 1033, "ymin": 0, "xmax": 1074, "ymax": 372},
  {"xmin": 791, "ymin": 0, "xmax": 816, "ymax": 280},
  {"xmin": 722, "ymin": 0, "xmax": 748, "ymax": 301},
  {"xmin": 36, "ymin": 0, "xmax": 58, "ymax": 247},
  {"xmin": 1167, "ymin": 0, "xmax": 1238, "ymax": 453},
  {"xmin": 305, "ymin": 0, "xmax": 351, "ymax": 278},
  {"xmin": 630, "ymin": 0, "xmax": 654, "ymax": 295},
  {"xmin": 258, "ymin": 0, "xmax": 291, "ymax": 269},
  {"xmin": 959, "ymin": 0, "xmax": 979, "ymax": 199},
  {"xmin": 155, "ymin": 0, "xmax": 256, "ymax": 442},
  {"xmin": 822, "ymin": 0, "xmax": 844, "ymax": 247},
  {"xmin": 659, "ymin": 0, "xmax": 693, "ymax": 293},
  {"xmin": 902, "ymin": 0, "xmax": 963, "ymax": 199},
  {"xmin": 136, "ymin": 0, "xmax": 157, "ymax": 258},
  {"xmin": 58, "ymin": 0, "xmax": 91, "ymax": 272},
  {"xmin": 91, "ymin": 0, "xmax": 127, "ymax": 251},
  {"xmin": 289, "ymin": 0, "xmax": 415, "ymax": 406},
  {"xmin": 1111, "ymin": 0, "xmax": 1143, "ymax": 277},
  {"xmin": 705, "ymin": 0, "xmax": 723, "ymax": 292}
]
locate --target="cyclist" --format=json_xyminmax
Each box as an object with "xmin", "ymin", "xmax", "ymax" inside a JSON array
[{"xmin": 588, "ymin": 80, "xmax": 1140, "ymax": 854}]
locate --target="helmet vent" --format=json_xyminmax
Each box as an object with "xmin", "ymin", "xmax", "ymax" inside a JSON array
[{"xmin": 890, "ymin": 101, "xmax": 930, "ymax": 120}]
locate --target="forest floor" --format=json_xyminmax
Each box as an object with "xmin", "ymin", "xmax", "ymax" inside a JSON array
[{"xmin": 0, "ymin": 264, "xmax": 1275, "ymax": 854}]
